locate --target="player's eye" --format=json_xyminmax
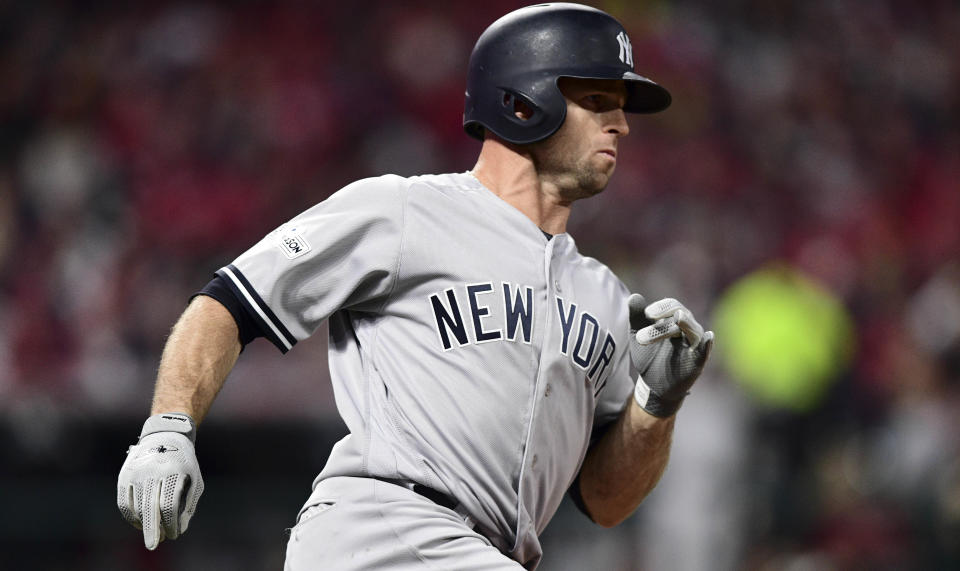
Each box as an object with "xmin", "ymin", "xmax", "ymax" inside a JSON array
[
  {"xmin": 582, "ymin": 93, "xmax": 618, "ymax": 112},
  {"xmin": 583, "ymin": 95, "xmax": 603, "ymax": 108}
]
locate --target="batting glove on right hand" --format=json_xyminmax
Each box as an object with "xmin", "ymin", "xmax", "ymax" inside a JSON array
[
  {"xmin": 629, "ymin": 294, "xmax": 714, "ymax": 417},
  {"xmin": 117, "ymin": 413, "xmax": 204, "ymax": 550}
]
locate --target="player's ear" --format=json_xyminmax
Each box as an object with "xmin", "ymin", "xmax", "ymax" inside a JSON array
[
  {"xmin": 504, "ymin": 92, "xmax": 534, "ymax": 121},
  {"xmin": 514, "ymin": 99, "xmax": 534, "ymax": 121}
]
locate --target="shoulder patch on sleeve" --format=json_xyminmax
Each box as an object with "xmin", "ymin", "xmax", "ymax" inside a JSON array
[{"xmin": 275, "ymin": 226, "xmax": 312, "ymax": 259}]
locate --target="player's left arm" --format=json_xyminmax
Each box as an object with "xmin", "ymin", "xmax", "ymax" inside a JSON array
[
  {"xmin": 577, "ymin": 399, "xmax": 674, "ymax": 526},
  {"xmin": 577, "ymin": 295, "xmax": 714, "ymax": 527}
]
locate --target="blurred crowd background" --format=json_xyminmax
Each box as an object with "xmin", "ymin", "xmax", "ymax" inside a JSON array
[{"xmin": 1, "ymin": 0, "xmax": 958, "ymax": 569}]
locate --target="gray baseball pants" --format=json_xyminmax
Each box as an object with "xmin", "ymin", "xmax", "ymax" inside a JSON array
[{"xmin": 284, "ymin": 476, "xmax": 523, "ymax": 570}]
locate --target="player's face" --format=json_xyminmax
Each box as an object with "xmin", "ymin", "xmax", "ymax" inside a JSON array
[{"xmin": 529, "ymin": 77, "xmax": 630, "ymax": 200}]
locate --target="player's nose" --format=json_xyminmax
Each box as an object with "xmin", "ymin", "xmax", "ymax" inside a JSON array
[{"xmin": 605, "ymin": 109, "xmax": 629, "ymax": 138}]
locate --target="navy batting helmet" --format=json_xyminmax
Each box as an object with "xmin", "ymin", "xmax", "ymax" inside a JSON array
[{"xmin": 463, "ymin": 3, "xmax": 671, "ymax": 145}]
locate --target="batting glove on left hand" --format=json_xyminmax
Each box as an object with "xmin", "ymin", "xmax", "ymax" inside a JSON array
[
  {"xmin": 117, "ymin": 413, "xmax": 204, "ymax": 550},
  {"xmin": 629, "ymin": 294, "xmax": 714, "ymax": 417}
]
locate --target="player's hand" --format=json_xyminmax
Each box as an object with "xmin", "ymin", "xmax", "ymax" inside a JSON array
[
  {"xmin": 628, "ymin": 294, "xmax": 714, "ymax": 417},
  {"xmin": 117, "ymin": 413, "xmax": 204, "ymax": 550}
]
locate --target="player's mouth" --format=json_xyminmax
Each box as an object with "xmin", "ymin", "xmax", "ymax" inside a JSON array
[{"xmin": 598, "ymin": 149, "xmax": 617, "ymax": 160}]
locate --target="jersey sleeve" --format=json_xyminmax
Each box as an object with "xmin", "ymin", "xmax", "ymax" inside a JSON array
[
  {"xmin": 217, "ymin": 175, "xmax": 408, "ymax": 353},
  {"xmin": 193, "ymin": 275, "xmax": 268, "ymax": 349},
  {"xmin": 591, "ymin": 285, "xmax": 636, "ymax": 432},
  {"xmin": 591, "ymin": 348, "xmax": 634, "ymax": 430}
]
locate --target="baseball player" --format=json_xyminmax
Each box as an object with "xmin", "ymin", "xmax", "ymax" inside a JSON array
[{"xmin": 117, "ymin": 4, "xmax": 713, "ymax": 569}]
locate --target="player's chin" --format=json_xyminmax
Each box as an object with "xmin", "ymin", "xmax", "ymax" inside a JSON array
[
  {"xmin": 577, "ymin": 175, "xmax": 611, "ymax": 198},
  {"xmin": 592, "ymin": 155, "xmax": 617, "ymax": 178},
  {"xmin": 582, "ymin": 166, "xmax": 615, "ymax": 195},
  {"xmin": 562, "ymin": 161, "xmax": 613, "ymax": 199}
]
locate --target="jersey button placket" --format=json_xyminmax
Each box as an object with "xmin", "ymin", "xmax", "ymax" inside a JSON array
[{"xmin": 515, "ymin": 236, "xmax": 553, "ymax": 521}]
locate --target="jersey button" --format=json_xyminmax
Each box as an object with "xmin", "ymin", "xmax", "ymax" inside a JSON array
[
  {"xmin": 544, "ymin": 384, "xmax": 552, "ymax": 397},
  {"xmin": 532, "ymin": 454, "xmax": 538, "ymax": 468},
  {"xmin": 554, "ymin": 280, "xmax": 562, "ymax": 292}
]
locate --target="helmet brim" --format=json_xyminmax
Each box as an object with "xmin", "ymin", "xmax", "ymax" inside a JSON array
[
  {"xmin": 555, "ymin": 71, "xmax": 672, "ymax": 114},
  {"xmin": 622, "ymin": 71, "xmax": 672, "ymax": 114}
]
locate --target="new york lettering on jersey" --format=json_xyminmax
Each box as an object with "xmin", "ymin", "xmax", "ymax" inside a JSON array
[{"xmin": 428, "ymin": 283, "xmax": 617, "ymax": 392}]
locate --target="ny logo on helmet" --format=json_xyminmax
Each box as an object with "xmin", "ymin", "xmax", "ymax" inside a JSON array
[{"xmin": 616, "ymin": 31, "xmax": 633, "ymax": 67}]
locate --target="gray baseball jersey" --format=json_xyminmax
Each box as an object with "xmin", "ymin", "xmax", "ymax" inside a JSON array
[{"xmin": 218, "ymin": 172, "xmax": 636, "ymax": 565}]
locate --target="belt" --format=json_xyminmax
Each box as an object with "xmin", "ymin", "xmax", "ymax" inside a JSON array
[
  {"xmin": 372, "ymin": 477, "xmax": 460, "ymax": 511},
  {"xmin": 411, "ymin": 483, "xmax": 460, "ymax": 511},
  {"xmin": 372, "ymin": 477, "xmax": 480, "ymax": 534}
]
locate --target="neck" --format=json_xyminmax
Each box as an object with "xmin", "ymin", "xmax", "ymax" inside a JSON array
[{"xmin": 471, "ymin": 138, "xmax": 572, "ymax": 235}]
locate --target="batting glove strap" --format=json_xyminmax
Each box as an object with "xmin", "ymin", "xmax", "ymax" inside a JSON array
[
  {"xmin": 140, "ymin": 413, "xmax": 197, "ymax": 443},
  {"xmin": 634, "ymin": 376, "xmax": 686, "ymax": 418}
]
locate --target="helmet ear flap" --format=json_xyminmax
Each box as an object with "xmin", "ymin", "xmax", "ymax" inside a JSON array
[
  {"xmin": 472, "ymin": 84, "xmax": 564, "ymax": 145},
  {"xmin": 500, "ymin": 90, "xmax": 541, "ymax": 127}
]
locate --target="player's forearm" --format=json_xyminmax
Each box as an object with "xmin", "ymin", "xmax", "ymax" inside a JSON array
[
  {"xmin": 150, "ymin": 295, "xmax": 242, "ymax": 423},
  {"xmin": 578, "ymin": 398, "xmax": 675, "ymax": 527}
]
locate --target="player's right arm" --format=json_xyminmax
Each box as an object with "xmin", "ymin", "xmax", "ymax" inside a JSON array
[
  {"xmin": 117, "ymin": 175, "xmax": 406, "ymax": 551},
  {"xmin": 116, "ymin": 295, "xmax": 241, "ymax": 550},
  {"xmin": 150, "ymin": 294, "xmax": 242, "ymax": 421}
]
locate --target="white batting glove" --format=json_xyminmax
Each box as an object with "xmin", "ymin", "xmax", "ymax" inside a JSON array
[
  {"xmin": 117, "ymin": 413, "xmax": 204, "ymax": 550},
  {"xmin": 629, "ymin": 295, "xmax": 714, "ymax": 417}
]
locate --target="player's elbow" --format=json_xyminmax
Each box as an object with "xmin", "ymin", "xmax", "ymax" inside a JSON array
[
  {"xmin": 586, "ymin": 504, "xmax": 632, "ymax": 528},
  {"xmin": 581, "ymin": 488, "xmax": 636, "ymax": 528},
  {"xmin": 596, "ymin": 514, "xmax": 627, "ymax": 528},
  {"xmin": 578, "ymin": 477, "xmax": 644, "ymax": 528}
]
